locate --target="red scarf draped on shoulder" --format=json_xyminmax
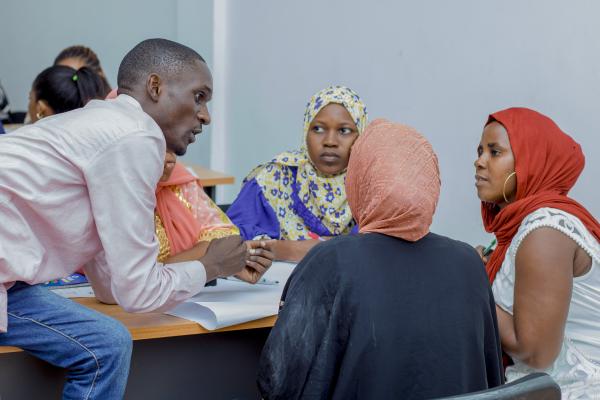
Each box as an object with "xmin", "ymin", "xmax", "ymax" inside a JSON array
[
  {"xmin": 483, "ymin": 108, "xmax": 600, "ymax": 283},
  {"xmin": 155, "ymin": 162, "xmax": 203, "ymax": 256}
]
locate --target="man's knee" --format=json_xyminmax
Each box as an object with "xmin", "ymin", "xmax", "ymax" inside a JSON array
[
  {"xmin": 109, "ymin": 318, "xmax": 132, "ymax": 355},
  {"xmin": 96, "ymin": 316, "xmax": 132, "ymax": 365}
]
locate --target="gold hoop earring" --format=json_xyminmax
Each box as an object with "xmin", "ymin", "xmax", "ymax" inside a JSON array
[
  {"xmin": 36, "ymin": 112, "xmax": 44, "ymax": 120},
  {"xmin": 502, "ymin": 171, "xmax": 516, "ymax": 203}
]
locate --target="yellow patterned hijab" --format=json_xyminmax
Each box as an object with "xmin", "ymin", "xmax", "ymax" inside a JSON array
[{"xmin": 252, "ymin": 86, "xmax": 368, "ymax": 239}]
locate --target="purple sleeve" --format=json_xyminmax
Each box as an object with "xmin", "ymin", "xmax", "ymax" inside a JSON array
[{"xmin": 227, "ymin": 178, "xmax": 281, "ymax": 240}]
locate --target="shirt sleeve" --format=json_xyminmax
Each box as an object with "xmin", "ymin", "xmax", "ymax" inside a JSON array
[
  {"xmin": 226, "ymin": 178, "xmax": 280, "ymax": 240},
  {"xmin": 83, "ymin": 133, "xmax": 206, "ymax": 313},
  {"xmin": 83, "ymin": 251, "xmax": 117, "ymax": 304}
]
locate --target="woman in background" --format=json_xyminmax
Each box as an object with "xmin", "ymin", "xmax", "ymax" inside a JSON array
[
  {"xmin": 474, "ymin": 107, "xmax": 600, "ymax": 398},
  {"xmin": 28, "ymin": 65, "xmax": 106, "ymax": 122},
  {"xmin": 54, "ymin": 45, "xmax": 112, "ymax": 97},
  {"xmin": 103, "ymin": 86, "xmax": 272, "ymax": 278},
  {"xmin": 155, "ymin": 152, "xmax": 242, "ymax": 264},
  {"xmin": 258, "ymin": 119, "xmax": 503, "ymax": 399},
  {"xmin": 227, "ymin": 86, "xmax": 367, "ymax": 262}
]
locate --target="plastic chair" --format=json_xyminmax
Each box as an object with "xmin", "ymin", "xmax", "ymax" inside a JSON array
[
  {"xmin": 436, "ymin": 373, "xmax": 561, "ymax": 399},
  {"xmin": 218, "ymin": 203, "xmax": 231, "ymax": 213}
]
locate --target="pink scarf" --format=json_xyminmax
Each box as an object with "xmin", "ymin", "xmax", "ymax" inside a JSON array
[
  {"xmin": 155, "ymin": 163, "xmax": 203, "ymax": 256},
  {"xmin": 346, "ymin": 119, "xmax": 440, "ymax": 241}
]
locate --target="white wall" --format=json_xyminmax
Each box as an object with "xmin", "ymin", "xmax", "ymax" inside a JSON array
[
  {"xmin": 221, "ymin": 0, "xmax": 600, "ymax": 245},
  {"xmin": 0, "ymin": 0, "xmax": 214, "ymax": 165},
  {"xmin": 2, "ymin": 1, "xmax": 599, "ymax": 246}
]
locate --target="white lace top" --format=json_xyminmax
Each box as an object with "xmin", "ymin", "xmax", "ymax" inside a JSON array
[{"xmin": 492, "ymin": 207, "xmax": 600, "ymax": 399}]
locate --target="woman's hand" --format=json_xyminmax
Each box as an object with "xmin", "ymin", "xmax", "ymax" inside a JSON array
[
  {"xmin": 475, "ymin": 245, "xmax": 492, "ymax": 265},
  {"xmin": 235, "ymin": 240, "xmax": 276, "ymax": 284},
  {"xmin": 270, "ymin": 240, "xmax": 321, "ymax": 263}
]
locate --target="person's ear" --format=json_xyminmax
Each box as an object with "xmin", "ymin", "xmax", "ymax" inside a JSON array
[
  {"xmin": 146, "ymin": 73, "xmax": 162, "ymax": 102},
  {"xmin": 36, "ymin": 100, "xmax": 54, "ymax": 119}
]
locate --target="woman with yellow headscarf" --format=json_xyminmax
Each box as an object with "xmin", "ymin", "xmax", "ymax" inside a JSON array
[{"xmin": 227, "ymin": 86, "xmax": 368, "ymax": 261}]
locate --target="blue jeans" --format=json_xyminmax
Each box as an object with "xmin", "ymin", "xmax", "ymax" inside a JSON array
[{"xmin": 0, "ymin": 282, "xmax": 132, "ymax": 399}]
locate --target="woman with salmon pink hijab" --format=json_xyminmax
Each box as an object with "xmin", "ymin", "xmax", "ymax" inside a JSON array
[
  {"xmin": 106, "ymin": 89, "xmax": 273, "ymax": 281},
  {"xmin": 146, "ymin": 152, "xmax": 275, "ymax": 284},
  {"xmin": 155, "ymin": 153, "xmax": 240, "ymax": 262},
  {"xmin": 474, "ymin": 107, "xmax": 600, "ymax": 397},
  {"xmin": 258, "ymin": 119, "xmax": 503, "ymax": 400}
]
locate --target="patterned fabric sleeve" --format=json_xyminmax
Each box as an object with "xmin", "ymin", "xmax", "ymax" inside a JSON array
[
  {"xmin": 179, "ymin": 180, "xmax": 240, "ymax": 242},
  {"xmin": 227, "ymin": 178, "xmax": 281, "ymax": 241},
  {"xmin": 155, "ymin": 214, "xmax": 171, "ymax": 263}
]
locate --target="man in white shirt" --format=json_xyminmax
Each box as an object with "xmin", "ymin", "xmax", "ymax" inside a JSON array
[{"xmin": 0, "ymin": 38, "xmax": 271, "ymax": 399}]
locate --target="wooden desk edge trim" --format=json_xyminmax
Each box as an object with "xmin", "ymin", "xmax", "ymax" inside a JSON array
[
  {"xmin": 0, "ymin": 315, "xmax": 277, "ymax": 354},
  {"xmin": 198, "ymin": 176, "xmax": 235, "ymax": 187},
  {"xmin": 131, "ymin": 314, "xmax": 277, "ymax": 340},
  {"xmin": 186, "ymin": 164, "xmax": 235, "ymax": 187}
]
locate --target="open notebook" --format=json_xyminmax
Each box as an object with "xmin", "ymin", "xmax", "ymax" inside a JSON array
[{"xmin": 165, "ymin": 261, "xmax": 296, "ymax": 330}]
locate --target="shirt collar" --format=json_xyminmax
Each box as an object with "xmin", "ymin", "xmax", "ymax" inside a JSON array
[{"xmin": 115, "ymin": 93, "xmax": 143, "ymax": 110}]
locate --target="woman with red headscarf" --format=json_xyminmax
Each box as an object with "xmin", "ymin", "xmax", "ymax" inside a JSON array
[
  {"xmin": 475, "ymin": 107, "xmax": 600, "ymax": 397},
  {"xmin": 258, "ymin": 119, "xmax": 503, "ymax": 400}
]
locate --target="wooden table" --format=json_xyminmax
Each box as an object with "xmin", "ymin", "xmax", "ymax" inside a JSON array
[
  {"xmin": 186, "ymin": 164, "xmax": 235, "ymax": 200},
  {"xmin": 0, "ymin": 297, "xmax": 276, "ymax": 399},
  {"xmin": 0, "ymin": 297, "xmax": 275, "ymax": 355},
  {"xmin": 2, "ymin": 123, "xmax": 24, "ymax": 132}
]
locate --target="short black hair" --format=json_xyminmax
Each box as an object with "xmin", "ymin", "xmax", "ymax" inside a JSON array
[
  {"xmin": 117, "ymin": 38, "xmax": 205, "ymax": 91},
  {"xmin": 32, "ymin": 65, "xmax": 106, "ymax": 114}
]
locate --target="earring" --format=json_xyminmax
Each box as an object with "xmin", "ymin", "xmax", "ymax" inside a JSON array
[
  {"xmin": 502, "ymin": 171, "xmax": 517, "ymax": 203},
  {"xmin": 36, "ymin": 112, "xmax": 44, "ymax": 120}
]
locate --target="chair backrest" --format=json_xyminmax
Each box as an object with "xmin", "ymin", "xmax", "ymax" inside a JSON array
[
  {"xmin": 437, "ymin": 373, "xmax": 561, "ymax": 400},
  {"xmin": 0, "ymin": 80, "xmax": 10, "ymax": 121},
  {"xmin": 218, "ymin": 203, "xmax": 231, "ymax": 213}
]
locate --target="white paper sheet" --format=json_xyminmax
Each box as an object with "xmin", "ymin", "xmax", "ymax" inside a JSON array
[{"xmin": 165, "ymin": 261, "xmax": 296, "ymax": 330}]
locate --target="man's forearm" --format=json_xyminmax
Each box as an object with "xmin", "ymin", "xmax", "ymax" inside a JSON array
[{"xmin": 164, "ymin": 241, "xmax": 210, "ymax": 264}]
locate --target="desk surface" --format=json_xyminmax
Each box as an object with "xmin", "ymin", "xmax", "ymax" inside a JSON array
[
  {"xmin": 188, "ymin": 164, "xmax": 235, "ymax": 187},
  {"xmin": 2, "ymin": 123, "xmax": 24, "ymax": 132},
  {"xmin": 0, "ymin": 297, "xmax": 276, "ymax": 354}
]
